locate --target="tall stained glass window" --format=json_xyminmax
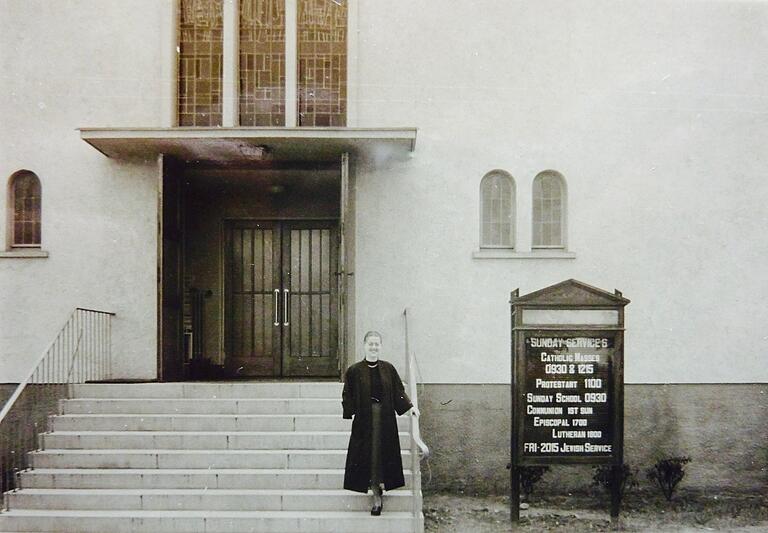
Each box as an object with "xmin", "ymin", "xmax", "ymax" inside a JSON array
[
  {"xmin": 480, "ymin": 171, "xmax": 515, "ymax": 248},
  {"xmin": 297, "ymin": 0, "xmax": 347, "ymax": 127},
  {"xmin": 178, "ymin": 0, "xmax": 224, "ymax": 126},
  {"xmin": 532, "ymin": 171, "xmax": 566, "ymax": 248},
  {"xmin": 10, "ymin": 171, "xmax": 42, "ymax": 247},
  {"xmin": 240, "ymin": 0, "xmax": 286, "ymax": 126}
]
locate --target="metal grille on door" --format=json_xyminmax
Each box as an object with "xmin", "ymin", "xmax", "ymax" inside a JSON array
[{"xmin": 226, "ymin": 221, "xmax": 339, "ymax": 377}]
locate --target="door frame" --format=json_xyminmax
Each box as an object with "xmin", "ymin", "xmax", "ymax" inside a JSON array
[
  {"xmin": 220, "ymin": 217, "xmax": 341, "ymax": 378},
  {"xmin": 158, "ymin": 154, "xmax": 185, "ymax": 382}
]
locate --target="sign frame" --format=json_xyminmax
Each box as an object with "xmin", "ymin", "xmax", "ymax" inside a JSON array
[{"xmin": 509, "ymin": 279, "xmax": 630, "ymax": 523}]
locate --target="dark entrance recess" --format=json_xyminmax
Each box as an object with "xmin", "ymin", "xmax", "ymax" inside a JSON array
[
  {"xmin": 156, "ymin": 151, "xmax": 353, "ymax": 382},
  {"xmin": 225, "ymin": 220, "xmax": 340, "ymax": 377}
]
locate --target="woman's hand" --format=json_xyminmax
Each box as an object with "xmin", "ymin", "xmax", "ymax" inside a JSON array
[{"xmin": 410, "ymin": 406, "xmax": 420, "ymax": 417}]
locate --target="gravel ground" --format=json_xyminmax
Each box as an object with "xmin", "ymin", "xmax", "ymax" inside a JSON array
[{"xmin": 423, "ymin": 490, "xmax": 768, "ymax": 532}]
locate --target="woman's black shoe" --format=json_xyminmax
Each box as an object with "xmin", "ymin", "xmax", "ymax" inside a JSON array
[{"xmin": 371, "ymin": 486, "xmax": 383, "ymax": 515}]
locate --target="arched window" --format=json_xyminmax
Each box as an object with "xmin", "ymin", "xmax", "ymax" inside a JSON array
[
  {"xmin": 9, "ymin": 170, "xmax": 42, "ymax": 248},
  {"xmin": 480, "ymin": 170, "xmax": 515, "ymax": 248},
  {"xmin": 532, "ymin": 170, "xmax": 566, "ymax": 248}
]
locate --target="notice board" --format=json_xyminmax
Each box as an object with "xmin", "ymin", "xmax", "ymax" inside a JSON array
[
  {"xmin": 509, "ymin": 279, "xmax": 630, "ymax": 522},
  {"xmin": 521, "ymin": 331, "xmax": 617, "ymax": 459}
]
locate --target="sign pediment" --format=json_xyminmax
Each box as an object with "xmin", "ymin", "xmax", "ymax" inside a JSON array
[{"xmin": 512, "ymin": 279, "xmax": 629, "ymax": 307}]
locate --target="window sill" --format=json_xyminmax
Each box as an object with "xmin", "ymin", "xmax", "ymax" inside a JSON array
[
  {"xmin": 0, "ymin": 249, "xmax": 49, "ymax": 259},
  {"xmin": 472, "ymin": 249, "xmax": 575, "ymax": 260}
]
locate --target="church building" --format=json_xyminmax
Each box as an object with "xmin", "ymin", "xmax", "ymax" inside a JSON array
[{"xmin": 0, "ymin": 2, "xmax": 766, "ymax": 528}]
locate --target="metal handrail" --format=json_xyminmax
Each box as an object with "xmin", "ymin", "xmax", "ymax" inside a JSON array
[
  {"xmin": 0, "ymin": 308, "xmax": 114, "ymax": 494},
  {"xmin": 403, "ymin": 307, "xmax": 429, "ymax": 533}
]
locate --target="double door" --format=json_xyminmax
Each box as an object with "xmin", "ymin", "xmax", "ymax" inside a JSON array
[{"xmin": 225, "ymin": 220, "xmax": 339, "ymax": 377}]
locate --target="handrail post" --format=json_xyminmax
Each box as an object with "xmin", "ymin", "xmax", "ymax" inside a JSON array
[{"xmin": 403, "ymin": 307, "xmax": 427, "ymax": 533}]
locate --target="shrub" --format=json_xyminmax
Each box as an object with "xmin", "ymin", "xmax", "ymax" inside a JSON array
[
  {"xmin": 591, "ymin": 463, "xmax": 639, "ymax": 497},
  {"xmin": 646, "ymin": 456, "xmax": 691, "ymax": 501},
  {"xmin": 519, "ymin": 466, "xmax": 550, "ymax": 497}
]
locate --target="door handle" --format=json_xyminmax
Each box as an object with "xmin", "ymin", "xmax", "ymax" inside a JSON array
[
  {"xmin": 283, "ymin": 288, "xmax": 289, "ymax": 326},
  {"xmin": 273, "ymin": 289, "xmax": 280, "ymax": 326}
]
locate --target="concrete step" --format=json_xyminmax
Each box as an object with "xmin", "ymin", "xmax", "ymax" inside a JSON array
[
  {"xmin": 71, "ymin": 382, "xmax": 344, "ymax": 399},
  {"xmin": 41, "ymin": 431, "xmax": 411, "ymax": 450},
  {"xmin": 51, "ymin": 414, "xmax": 409, "ymax": 432},
  {"xmin": 19, "ymin": 469, "xmax": 413, "ymax": 490},
  {"xmin": 6, "ymin": 382, "xmax": 423, "ymax": 532},
  {"xmin": 61, "ymin": 398, "xmax": 342, "ymax": 415},
  {"xmin": 5, "ymin": 488, "xmax": 414, "ymax": 512},
  {"xmin": 31, "ymin": 449, "xmax": 411, "ymax": 470},
  {"xmin": 0, "ymin": 509, "xmax": 415, "ymax": 533}
]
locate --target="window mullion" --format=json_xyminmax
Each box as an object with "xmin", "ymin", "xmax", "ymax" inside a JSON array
[
  {"xmin": 496, "ymin": 183, "xmax": 504, "ymax": 246},
  {"xmin": 222, "ymin": 0, "xmax": 239, "ymax": 127},
  {"xmin": 285, "ymin": 0, "xmax": 298, "ymax": 127}
]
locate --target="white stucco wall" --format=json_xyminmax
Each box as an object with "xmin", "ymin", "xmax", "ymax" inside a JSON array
[
  {"xmin": 1, "ymin": 0, "xmax": 766, "ymax": 385},
  {"xmin": 0, "ymin": 0, "xmax": 171, "ymax": 381},
  {"xmin": 352, "ymin": 0, "xmax": 768, "ymax": 384}
]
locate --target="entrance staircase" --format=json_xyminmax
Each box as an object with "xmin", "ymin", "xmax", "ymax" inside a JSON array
[{"xmin": 0, "ymin": 382, "xmax": 423, "ymax": 532}]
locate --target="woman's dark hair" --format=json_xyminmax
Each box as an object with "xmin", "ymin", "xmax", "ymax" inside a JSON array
[{"xmin": 363, "ymin": 330, "xmax": 383, "ymax": 343}]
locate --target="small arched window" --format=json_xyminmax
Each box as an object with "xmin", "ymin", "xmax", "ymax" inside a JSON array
[
  {"xmin": 532, "ymin": 170, "xmax": 566, "ymax": 248},
  {"xmin": 8, "ymin": 170, "xmax": 42, "ymax": 248},
  {"xmin": 480, "ymin": 170, "xmax": 515, "ymax": 248}
]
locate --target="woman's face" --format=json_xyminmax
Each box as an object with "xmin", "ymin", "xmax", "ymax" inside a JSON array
[{"xmin": 364, "ymin": 335, "xmax": 381, "ymax": 361}]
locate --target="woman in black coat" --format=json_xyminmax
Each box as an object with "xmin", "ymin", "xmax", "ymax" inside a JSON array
[{"xmin": 342, "ymin": 331, "xmax": 419, "ymax": 515}]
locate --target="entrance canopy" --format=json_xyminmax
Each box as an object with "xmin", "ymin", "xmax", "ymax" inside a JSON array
[{"xmin": 79, "ymin": 127, "xmax": 417, "ymax": 165}]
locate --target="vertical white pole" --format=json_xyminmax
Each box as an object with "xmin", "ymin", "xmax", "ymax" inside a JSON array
[
  {"xmin": 161, "ymin": 0, "xmax": 179, "ymax": 127},
  {"xmin": 518, "ymin": 179, "xmax": 532, "ymax": 252},
  {"xmin": 338, "ymin": 153, "xmax": 349, "ymax": 371},
  {"xmin": 285, "ymin": 0, "xmax": 298, "ymax": 127},
  {"xmin": 346, "ymin": 0, "xmax": 358, "ymax": 127},
  {"xmin": 157, "ymin": 154, "xmax": 165, "ymax": 382},
  {"xmin": 222, "ymin": 0, "xmax": 240, "ymax": 127}
]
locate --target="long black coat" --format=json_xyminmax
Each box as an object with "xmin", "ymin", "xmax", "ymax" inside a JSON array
[{"xmin": 342, "ymin": 359, "xmax": 412, "ymax": 493}]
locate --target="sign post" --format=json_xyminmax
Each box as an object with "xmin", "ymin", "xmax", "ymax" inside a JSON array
[{"xmin": 510, "ymin": 279, "xmax": 629, "ymax": 524}]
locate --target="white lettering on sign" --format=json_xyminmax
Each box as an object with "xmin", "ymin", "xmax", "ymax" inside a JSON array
[
  {"xmin": 552, "ymin": 429, "xmax": 586, "ymax": 438},
  {"xmin": 530, "ymin": 337, "xmax": 609, "ymax": 349},
  {"xmin": 555, "ymin": 393, "xmax": 581, "ymax": 403},
  {"xmin": 540, "ymin": 353, "xmax": 600, "ymax": 363},
  {"xmin": 535, "ymin": 379, "xmax": 578, "ymax": 389},
  {"xmin": 545, "ymin": 363, "xmax": 570, "ymax": 374},
  {"xmin": 584, "ymin": 393, "xmax": 607, "ymax": 403},
  {"xmin": 523, "ymin": 334, "xmax": 616, "ymax": 459},
  {"xmin": 526, "ymin": 393, "xmax": 553, "ymax": 403},
  {"xmin": 533, "ymin": 417, "xmax": 570, "ymax": 427},
  {"xmin": 525, "ymin": 441, "xmax": 612, "ymax": 453},
  {"xmin": 584, "ymin": 378, "xmax": 602, "ymax": 388},
  {"xmin": 527, "ymin": 405, "xmax": 563, "ymax": 415}
]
